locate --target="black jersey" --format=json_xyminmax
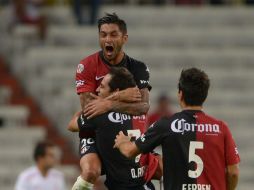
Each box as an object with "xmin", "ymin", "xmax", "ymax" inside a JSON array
[
  {"xmin": 77, "ymin": 112, "xmax": 154, "ymax": 190},
  {"xmin": 135, "ymin": 110, "xmax": 240, "ymax": 190}
]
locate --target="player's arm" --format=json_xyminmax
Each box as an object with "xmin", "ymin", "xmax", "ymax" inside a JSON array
[
  {"xmin": 110, "ymin": 88, "xmax": 150, "ymax": 115},
  {"xmin": 106, "ymin": 87, "xmax": 141, "ymax": 103},
  {"xmin": 226, "ymin": 164, "xmax": 239, "ymax": 190},
  {"xmin": 68, "ymin": 111, "xmax": 96, "ymax": 132},
  {"xmin": 67, "ymin": 111, "xmax": 82, "ymax": 132},
  {"xmin": 223, "ymin": 122, "xmax": 240, "ymax": 190},
  {"xmin": 84, "ymin": 88, "xmax": 149, "ymax": 119},
  {"xmin": 79, "ymin": 92, "xmax": 95, "ymax": 111},
  {"xmin": 115, "ymin": 118, "xmax": 168, "ymax": 157},
  {"xmin": 114, "ymin": 131, "xmax": 140, "ymax": 158}
]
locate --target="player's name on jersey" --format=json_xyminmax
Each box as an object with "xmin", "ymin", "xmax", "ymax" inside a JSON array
[
  {"xmin": 182, "ymin": 184, "xmax": 211, "ymax": 190},
  {"xmin": 171, "ymin": 119, "xmax": 220, "ymax": 134},
  {"xmin": 130, "ymin": 166, "xmax": 146, "ymax": 179}
]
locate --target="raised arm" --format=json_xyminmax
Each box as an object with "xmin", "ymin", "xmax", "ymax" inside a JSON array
[{"xmin": 79, "ymin": 92, "xmax": 95, "ymax": 111}]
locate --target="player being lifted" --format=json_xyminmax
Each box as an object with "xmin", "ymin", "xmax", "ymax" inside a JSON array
[
  {"xmin": 73, "ymin": 13, "xmax": 160, "ymax": 189},
  {"xmin": 115, "ymin": 68, "xmax": 240, "ymax": 190},
  {"xmin": 69, "ymin": 67, "xmax": 162, "ymax": 190}
]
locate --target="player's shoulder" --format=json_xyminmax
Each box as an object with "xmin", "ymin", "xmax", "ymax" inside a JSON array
[
  {"xmin": 201, "ymin": 112, "xmax": 227, "ymax": 125},
  {"xmin": 126, "ymin": 54, "xmax": 148, "ymax": 69},
  {"xmin": 201, "ymin": 111, "xmax": 229, "ymax": 131},
  {"xmin": 80, "ymin": 51, "xmax": 100, "ymax": 65},
  {"xmin": 150, "ymin": 115, "xmax": 172, "ymax": 130}
]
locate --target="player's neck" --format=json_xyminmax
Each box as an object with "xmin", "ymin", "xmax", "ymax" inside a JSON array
[
  {"xmin": 107, "ymin": 51, "xmax": 125, "ymax": 65},
  {"xmin": 182, "ymin": 105, "xmax": 203, "ymax": 111}
]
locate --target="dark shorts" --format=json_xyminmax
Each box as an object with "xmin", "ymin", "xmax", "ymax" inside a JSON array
[{"xmin": 79, "ymin": 137, "xmax": 97, "ymax": 157}]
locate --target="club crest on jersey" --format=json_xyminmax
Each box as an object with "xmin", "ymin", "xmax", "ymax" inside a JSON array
[
  {"xmin": 171, "ymin": 119, "xmax": 220, "ymax": 134},
  {"xmin": 77, "ymin": 64, "xmax": 84, "ymax": 73}
]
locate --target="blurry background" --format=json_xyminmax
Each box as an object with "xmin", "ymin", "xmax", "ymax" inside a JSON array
[{"xmin": 0, "ymin": 0, "xmax": 254, "ymax": 189}]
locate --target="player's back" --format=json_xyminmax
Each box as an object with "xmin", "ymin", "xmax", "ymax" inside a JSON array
[
  {"xmin": 160, "ymin": 110, "xmax": 240, "ymax": 190},
  {"xmin": 92, "ymin": 112, "xmax": 150, "ymax": 189}
]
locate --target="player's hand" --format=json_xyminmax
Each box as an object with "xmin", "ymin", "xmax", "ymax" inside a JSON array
[
  {"xmin": 84, "ymin": 93, "xmax": 112, "ymax": 119},
  {"xmin": 106, "ymin": 87, "xmax": 141, "ymax": 103},
  {"xmin": 114, "ymin": 131, "xmax": 131, "ymax": 149}
]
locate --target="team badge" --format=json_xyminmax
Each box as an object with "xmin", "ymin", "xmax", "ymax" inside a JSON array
[{"xmin": 77, "ymin": 64, "xmax": 84, "ymax": 73}]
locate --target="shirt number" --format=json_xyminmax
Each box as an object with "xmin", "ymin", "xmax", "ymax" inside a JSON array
[{"xmin": 188, "ymin": 141, "xmax": 204, "ymax": 178}]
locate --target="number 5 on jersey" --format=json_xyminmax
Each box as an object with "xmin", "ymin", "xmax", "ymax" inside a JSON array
[{"xmin": 188, "ymin": 141, "xmax": 204, "ymax": 178}]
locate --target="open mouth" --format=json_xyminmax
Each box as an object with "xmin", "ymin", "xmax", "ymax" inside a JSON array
[{"xmin": 105, "ymin": 45, "xmax": 114, "ymax": 57}]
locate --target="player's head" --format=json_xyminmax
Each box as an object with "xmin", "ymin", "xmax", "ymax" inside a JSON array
[
  {"xmin": 96, "ymin": 67, "xmax": 136, "ymax": 98},
  {"xmin": 98, "ymin": 13, "xmax": 128, "ymax": 62},
  {"xmin": 33, "ymin": 141, "xmax": 57, "ymax": 170},
  {"xmin": 178, "ymin": 68, "xmax": 210, "ymax": 107}
]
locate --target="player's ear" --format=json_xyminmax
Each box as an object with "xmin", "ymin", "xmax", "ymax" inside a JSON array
[
  {"xmin": 123, "ymin": 34, "xmax": 128, "ymax": 43},
  {"xmin": 178, "ymin": 90, "xmax": 183, "ymax": 102}
]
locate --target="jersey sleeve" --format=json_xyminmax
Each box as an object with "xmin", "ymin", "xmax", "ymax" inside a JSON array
[
  {"xmin": 75, "ymin": 58, "xmax": 96, "ymax": 94},
  {"xmin": 77, "ymin": 114, "xmax": 96, "ymax": 131},
  {"xmin": 133, "ymin": 62, "xmax": 152, "ymax": 91},
  {"xmin": 135, "ymin": 117, "xmax": 169, "ymax": 153},
  {"xmin": 223, "ymin": 122, "xmax": 240, "ymax": 165}
]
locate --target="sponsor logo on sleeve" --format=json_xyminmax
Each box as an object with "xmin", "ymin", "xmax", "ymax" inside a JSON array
[
  {"xmin": 76, "ymin": 80, "xmax": 85, "ymax": 87},
  {"xmin": 77, "ymin": 64, "xmax": 84, "ymax": 73},
  {"xmin": 140, "ymin": 80, "xmax": 149, "ymax": 84}
]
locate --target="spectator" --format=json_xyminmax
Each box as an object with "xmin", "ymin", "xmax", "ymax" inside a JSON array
[
  {"xmin": 147, "ymin": 93, "xmax": 172, "ymax": 127},
  {"xmin": 15, "ymin": 141, "xmax": 66, "ymax": 190},
  {"xmin": 73, "ymin": 0, "xmax": 101, "ymax": 25},
  {"xmin": 12, "ymin": 0, "xmax": 47, "ymax": 41}
]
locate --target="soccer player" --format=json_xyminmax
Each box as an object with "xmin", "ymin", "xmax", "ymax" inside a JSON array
[
  {"xmin": 15, "ymin": 141, "xmax": 66, "ymax": 190},
  {"xmin": 74, "ymin": 13, "xmax": 151, "ymax": 189},
  {"xmin": 115, "ymin": 68, "xmax": 240, "ymax": 190},
  {"xmin": 69, "ymin": 67, "xmax": 161, "ymax": 190}
]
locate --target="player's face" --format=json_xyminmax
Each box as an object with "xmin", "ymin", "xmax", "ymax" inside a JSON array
[
  {"xmin": 99, "ymin": 24, "xmax": 128, "ymax": 61},
  {"xmin": 42, "ymin": 147, "xmax": 57, "ymax": 170},
  {"xmin": 96, "ymin": 74, "xmax": 112, "ymax": 98}
]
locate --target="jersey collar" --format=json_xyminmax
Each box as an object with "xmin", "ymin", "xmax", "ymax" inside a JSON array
[{"xmin": 99, "ymin": 50, "xmax": 127, "ymax": 67}]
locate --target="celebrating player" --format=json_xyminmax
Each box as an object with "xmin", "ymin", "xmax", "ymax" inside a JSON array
[
  {"xmin": 69, "ymin": 67, "xmax": 161, "ymax": 190},
  {"xmin": 115, "ymin": 68, "xmax": 240, "ymax": 190},
  {"xmin": 73, "ymin": 12, "xmax": 154, "ymax": 189}
]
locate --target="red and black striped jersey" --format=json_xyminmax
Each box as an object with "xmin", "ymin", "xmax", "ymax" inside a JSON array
[
  {"xmin": 75, "ymin": 51, "xmax": 151, "ymax": 94},
  {"xmin": 77, "ymin": 112, "xmax": 157, "ymax": 190},
  {"xmin": 136, "ymin": 110, "xmax": 240, "ymax": 190}
]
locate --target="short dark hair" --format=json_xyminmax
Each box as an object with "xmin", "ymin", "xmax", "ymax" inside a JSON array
[
  {"xmin": 178, "ymin": 68, "xmax": 210, "ymax": 106},
  {"xmin": 108, "ymin": 67, "xmax": 136, "ymax": 91},
  {"xmin": 98, "ymin": 13, "xmax": 127, "ymax": 34},
  {"xmin": 33, "ymin": 141, "xmax": 54, "ymax": 161}
]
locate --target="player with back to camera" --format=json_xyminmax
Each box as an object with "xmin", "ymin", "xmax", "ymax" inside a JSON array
[{"xmin": 115, "ymin": 68, "xmax": 240, "ymax": 190}]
